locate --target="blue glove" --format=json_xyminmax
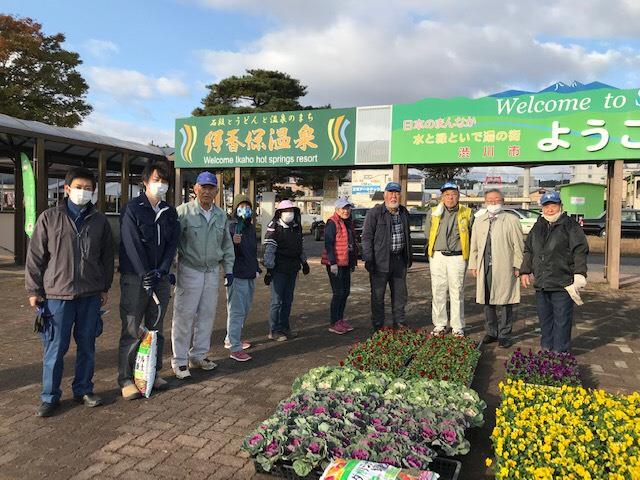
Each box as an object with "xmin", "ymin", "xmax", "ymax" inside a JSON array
[{"xmin": 224, "ymin": 273, "xmax": 234, "ymax": 287}]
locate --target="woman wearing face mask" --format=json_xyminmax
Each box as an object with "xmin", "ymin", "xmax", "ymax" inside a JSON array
[
  {"xmin": 321, "ymin": 198, "xmax": 358, "ymax": 335},
  {"xmin": 262, "ymin": 199, "xmax": 310, "ymax": 341},
  {"xmin": 469, "ymin": 189, "xmax": 524, "ymax": 348},
  {"xmin": 520, "ymin": 191, "xmax": 589, "ymax": 353},
  {"xmin": 224, "ymin": 195, "xmax": 261, "ymax": 361}
]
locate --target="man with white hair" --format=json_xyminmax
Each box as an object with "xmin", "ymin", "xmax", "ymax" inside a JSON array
[
  {"xmin": 469, "ymin": 189, "xmax": 524, "ymax": 348},
  {"xmin": 425, "ymin": 182, "xmax": 473, "ymax": 337},
  {"xmin": 171, "ymin": 171, "xmax": 235, "ymax": 379}
]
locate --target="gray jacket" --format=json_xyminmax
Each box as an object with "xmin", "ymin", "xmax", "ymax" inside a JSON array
[
  {"xmin": 361, "ymin": 203, "xmax": 412, "ymax": 273},
  {"xmin": 25, "ymin": 203, "xmax": 115, "ymax": 300}
]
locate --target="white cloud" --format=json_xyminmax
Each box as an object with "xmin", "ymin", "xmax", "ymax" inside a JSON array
[
  {"xmin": 86, "ymin": 67, "xmax": 189, "ymax": 99},
  {"xmin": 80, "ymin": 112, "xmax": 174, "ymax": 146},
  {"xmin": 84, "ymin": 39, "xmax": 119, "ymax": 59}
]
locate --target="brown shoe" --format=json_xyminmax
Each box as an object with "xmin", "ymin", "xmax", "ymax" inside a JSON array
[{"xmin": 121, "ymin": 383, "xmax": 142, "ymax": 401}]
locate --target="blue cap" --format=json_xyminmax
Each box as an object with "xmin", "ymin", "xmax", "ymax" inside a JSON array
[
  {"xmin": 440, "ymin": 181, "xmax": 459, "ymax": 192},
  {"xmin": 196, "ymin": 171, "xmax": 218, "ymax": 186},
  {"xmin": 385, "ymin": 182, "xmax": 402, "ymax": 192},
  {"xmin": 540, "ymin": 191, "xmax": 561, "ymax": 205},
  {"xmin": 335, "ymin": 197, "xmax": 353, "ymax": 209}
]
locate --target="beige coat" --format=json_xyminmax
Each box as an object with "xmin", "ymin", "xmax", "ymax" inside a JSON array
[{"xmin": 468, "ymin": 211, "xmax": 524, "ymax": 305}]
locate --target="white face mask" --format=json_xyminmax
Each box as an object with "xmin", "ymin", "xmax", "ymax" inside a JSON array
[
  {"xmin": 486, "ymin": 204, "xmax": 502, "ymax": 214},
  {"xmin": 543, "ymin": 209, "xmax": 563, "ymax": 223},
  {"xmin": 147, "ymin": 182, "xmax": 168, "ymax": 198},
  {"xmin": 68, "ymin": 188, "xmax": 93, "ymax": 206},
  {"xmin": 281, "ymin": 211, "xmax": 295, "ymax": 223}
]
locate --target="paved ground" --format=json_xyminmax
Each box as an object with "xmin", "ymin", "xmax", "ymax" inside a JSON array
[{"xmin": 0, "ymin": 238, "xmax": 639, "ymax": 479}]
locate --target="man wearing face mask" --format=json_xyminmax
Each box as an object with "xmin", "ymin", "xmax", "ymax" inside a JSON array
[
  {"xmin": 263, "ymin": 199, "xmax": 309, "ymax": 341},
  {"xmin": 361, "ymin": 182, "xmax": 412, "ymax": 331},
  {"xmin": 468, "ymin": 189, "xmax": 524, "ymax": 348},
  {"xmin": 520, "ymin": 191, "xmax": 589, "ymax": 353},
  {"xmin": 118, "ymin": 162, "xmax": 179, "ymax": 400},
  {"xmin": 223, "ymin": 194, "xmax": 260, "ymax": 362},
  {"xmin": 26, "ymin": 167, "xmax": 114, "ymax": 417},
  {"xmin": 425, "ymin": 182, "xmax": 473, "ymax": 337},
  {"xmin": 171, "ymin": 172, "xmax": 235, "ymax": 378}
]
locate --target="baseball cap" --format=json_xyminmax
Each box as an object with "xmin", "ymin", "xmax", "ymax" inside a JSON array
[
  {"xmin": 385, "ymin": 182, "xmax": 402, "ymax": 192},
  {"xmin": 540, "ymin": 191, "xmax": 561, "ymax": 205},
  {"xmin": 335, "ymin": 197, "xmax": 354, "ymax": 209},
  {"xmin": 196, "ymin": 171, "xmax": 218, "ymax": 186},
  {"xmin": 440, "ymin": 181, "xmax": 459, "ymax": 192}
]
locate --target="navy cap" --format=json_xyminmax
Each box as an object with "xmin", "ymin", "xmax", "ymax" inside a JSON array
[
  {"xmin": 540, "ymin": 191, "xmax": 561, "ymax": 205},
  {"xmin": 440, "ymin": 181, "xmax": 459, "ymax": 192},
  {"xmin": 385, "ymin": 182, "xmax": 402, "ymax": 192},
  {"xmin": 335, "ymin": 197, "xmax": 353, "ymax": 209},
  {"xmin": 196, "ymin": 171, "xmax": 218, "ymax": 186}
]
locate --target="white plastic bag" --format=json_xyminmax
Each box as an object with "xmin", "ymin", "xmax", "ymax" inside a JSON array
[{"xmin": 134, "ymin": 329, "xmax": 157, "ymax": 398}]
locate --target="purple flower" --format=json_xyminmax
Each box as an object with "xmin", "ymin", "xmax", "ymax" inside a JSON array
[
  {"xmin": 313, "ymin": 406, "xmax": 327, "ymax": 415},
  {"xmin": 265, "ymin": 440, "xmax": 279, "ymax": 457},
  {"xmin": 421, "ymin": 427, "xmax": 435, "ymax": 439},
  {"xmin": 380, "ymin": 457, "xmax": 399, "ymax": 466},
  {"xmin": 404, "ymin": 455, "xmax": 422, "ymax": 469},
  {"xmin": 331, "ymin": 447, "xmax": 344, "ymax": 458},
  {"xmin": 352, "ymin": 449, "xmax": 369, "ymax": 460},
  {"xmin": 309, "ymin": 442, "xmax": 320, "ymax": 454},
  {"xmin": 248, "ymin": 434, "xmax": 264, "ymax": 446},
  {"xmin": 282, "ymin": 401, "xmax": 297, "ymax": 411},
  {"xmin": 442, "ymin": 429, "xmax": 457, "ymax": 443}
]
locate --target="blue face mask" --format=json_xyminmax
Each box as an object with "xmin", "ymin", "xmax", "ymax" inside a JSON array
[{"xmin": 237, "ymin": 206, "xmax": 252, "ymax": 219}]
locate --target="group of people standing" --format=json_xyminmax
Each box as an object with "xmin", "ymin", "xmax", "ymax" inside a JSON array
[{"xmin": 25, "ymin": 163, "xmax": 589, "ymax": 418}]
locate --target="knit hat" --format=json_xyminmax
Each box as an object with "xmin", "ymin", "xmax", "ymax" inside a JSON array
[{"xmin": 233, "ymin": 194, "xmax": 252, "ymax": 210}]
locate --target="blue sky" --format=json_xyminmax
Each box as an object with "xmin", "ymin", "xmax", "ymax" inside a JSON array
[{"xmin": 5, "ymin": 0, "xmax": 640, "ymax": 176}]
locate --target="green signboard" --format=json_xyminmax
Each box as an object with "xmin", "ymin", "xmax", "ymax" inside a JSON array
[
  {"xmin": 20, "ymin": 153, "xmax": 36, "ymax": 238},
  {"xmin": 175, "ymin": 107, "xmax": 356, "ymax": 168},
  {"xmin": 391, "ymin": 88, "xmax": 640, "ymax": 164}
]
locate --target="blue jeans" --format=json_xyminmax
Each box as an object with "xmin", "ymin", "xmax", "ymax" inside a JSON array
[
  {"xmin": 40, "ymin": 295, "xmax": 101, "ymax": 403},
  {"xmin": 535, "ymin": 290, "xmax": 574, "ymax": 352},
  {"xmin": 269, "ymin": 271, "xmax": 297, "ymax": 334},
  {"xmin": 225, "ymin": 278, "xmax": 255, "ymax": 352}
]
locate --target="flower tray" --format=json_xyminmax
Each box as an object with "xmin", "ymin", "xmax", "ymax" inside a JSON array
[{"xmin": 254, "ymin": 457, "xmax": 462, "ymax": 480}]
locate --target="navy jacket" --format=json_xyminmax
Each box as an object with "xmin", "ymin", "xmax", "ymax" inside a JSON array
[
  {"xmin": 229, "ymin": 218, "xmax": 260, "ymax": 279},
  {"xmin": 119, "ymin": 193, "xmax": 179, "ymax": 276}
]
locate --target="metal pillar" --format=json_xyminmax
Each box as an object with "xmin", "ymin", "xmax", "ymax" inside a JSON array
[
  {"xmin": 248, "ymin": 168, "xmax": 256, "ymax": 209},
  {"xmin": 522, "ymin": 166, "xmax": 531, "ymax": 208},
  {"xmin": 174, "ymin": 167, "xmax": 183, "ymax": 206},
  {"xmin": 97, "ymin": 150, "xmax": 106, "ymax": 213},
  {"xmin": 121, "ymin": 152, "xmax": 130, "ymax": 211},
  {"xmin": 34, "ymin": 137, "xmax": 47, "ymax": 216},
  {"xmin": 605, "ymin": 160, "xmax": 623, "ymax": 289}
]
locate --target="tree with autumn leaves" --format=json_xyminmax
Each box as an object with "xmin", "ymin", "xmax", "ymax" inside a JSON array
[{"xmin": 0, "ymin": 14, "xmax": 91, "ymax": 127}]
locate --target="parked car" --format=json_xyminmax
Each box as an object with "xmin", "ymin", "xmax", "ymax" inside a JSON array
[
  {"xmin": 580, "ymin": 209, "xmax": 640, "ymax": 237},
  {"xmin": 311, "ymin": 208, "xmax": 370, "ymax": 242},
  {"xmin": 408, "ymin": 211, "xmax": 428, "ymax": 259},
  {"xmin": 502, "ymin": 208, "xmax": 540, "ymax": 235},
  {"xmin": 309, "ymin": 217, "xmax": 325, "ymax": 240}
]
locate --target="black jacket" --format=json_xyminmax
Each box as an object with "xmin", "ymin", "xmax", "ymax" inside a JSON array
[
  {"xmin": 229, "ymin": 218, "xmax": 259, "ymax": 279},
  {"xmin": 520, "ymin": 213, "xmax": 589, "ymax": 291},
  {"xmin": 119, "ymin": 193, "xmax": 179, "ymax": 276},
  {"xmin": 26, "ymin": 201, "xmax": 114, "ymax": 300},
  {"xmin": 361, "ymin": 203, "xmax": 412, "ymax": 273}
]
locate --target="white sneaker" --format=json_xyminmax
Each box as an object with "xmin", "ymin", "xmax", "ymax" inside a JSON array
[
  {"xmin": 173, "ymin": 365, "xmax": 191, "ymax": 380},
  {"xmin": 452, "ymin": 329, "xmax": 465, "ymax": 338},
  {"xmin": 431, "ymin": 327, "xmax": 446, "ymax": 336},
  {"xmin": 189, "ymin": 357, "xmax": 218, "ymax": 371}
]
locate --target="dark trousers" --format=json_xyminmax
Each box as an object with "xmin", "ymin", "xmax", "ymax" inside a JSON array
[
  {"xmin": 535, "ymin": 290, "xmax": 574, "ymax": 352},
  {"xmin": 484, "ymin": 267, "xmax": 515, "ymax": 339},
  {"xmin": 484, "ymin": 304, "xmax": 515, "ymax": 339},
  {"xmin": 269, "ymin": 270, "xmax": 298, "ymax": 334},
  {"xmin": 40, "ymin": 295, "xmax": 101, "ymax": 403},
  {"xmin": 326, "ymin": 266, "xmax": 351, "ymax": 325},
  {"xmin": 118, "ymin": 273, "xmax": 170, "ymax": 387},
  {"xmin": 370, "ymin": 253, "xmax": 408, "ymax": 330}
]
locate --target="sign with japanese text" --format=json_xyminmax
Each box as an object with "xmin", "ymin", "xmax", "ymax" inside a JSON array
[
  {"xmin": 390, "ymin": 88, "xmax": 640, "ymax": 164},
  {"xmin": 175, "ymin": 108, "xmax": 356, "ymax": 168}
]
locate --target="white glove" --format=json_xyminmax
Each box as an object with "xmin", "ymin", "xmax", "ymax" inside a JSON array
[
  {"xmin": 330, "ymin": 264, "xmax": 339, "ymax": 276},
  {"xmin": 565, "ymin": 274, "xmax": 587, "ymax": 306}
]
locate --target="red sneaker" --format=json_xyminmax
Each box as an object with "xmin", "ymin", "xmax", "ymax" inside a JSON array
[
  {"xmin": 328, "ymin": 322, "xmax": 348, "ymax": 335},
  {"xmin": 340, "ymin": 319, "xmax": 354, "ymax": 332},
  {"xmin": 230, "ymin": 350, "xmax": 252, "ymax": 362}
]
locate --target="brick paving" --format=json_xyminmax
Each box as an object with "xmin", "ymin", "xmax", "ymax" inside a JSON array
[{"xmin": 0, "ymin": 250, "xmax": 639, "ymax": 479}]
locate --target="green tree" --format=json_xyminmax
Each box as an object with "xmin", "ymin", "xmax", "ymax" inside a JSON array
[
  {"xmin": 0, "ymin": 14, "xmax": 92, "ymax": 127},
  {"xmin": 421, "ymin": 166, "xmax": 470, "ymax": 184},
  {"xmin": 193, "ymin": 69, "xmax": 327, "ymax": 116}
]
